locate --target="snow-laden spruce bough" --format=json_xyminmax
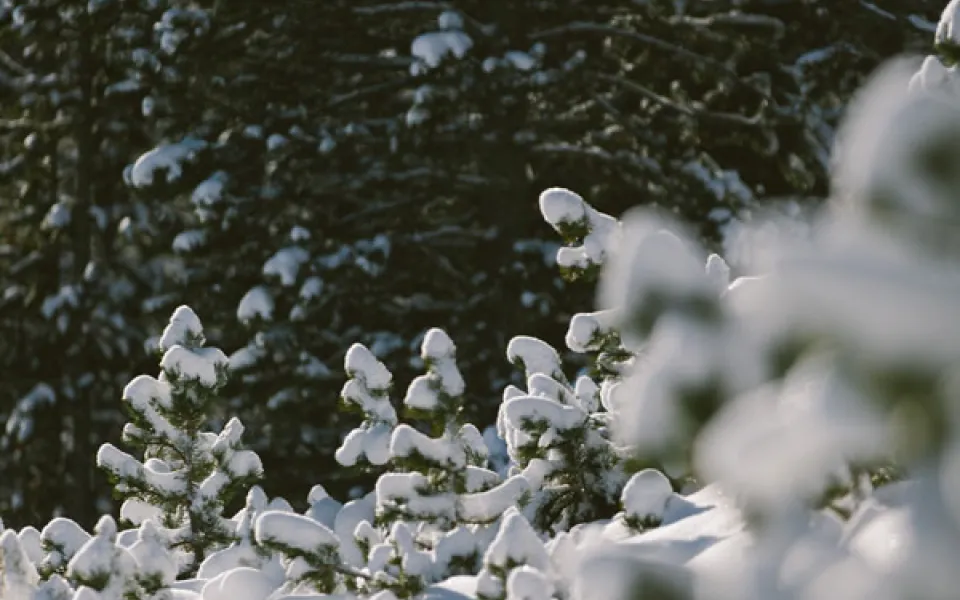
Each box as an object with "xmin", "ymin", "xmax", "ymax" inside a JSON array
[{"xmin": 7, "ymin": 5, "xmax": 960, "ymax": 599}]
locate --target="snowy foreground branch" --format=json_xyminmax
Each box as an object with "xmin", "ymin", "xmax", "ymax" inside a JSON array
[{"xmin": 5, "ymin": 3, "xmax": 960, "ymax": 600}]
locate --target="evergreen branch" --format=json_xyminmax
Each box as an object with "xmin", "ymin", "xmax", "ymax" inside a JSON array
[{"xmin": 0, "ymin": 117, "xmax": 71, "ymax": 132}]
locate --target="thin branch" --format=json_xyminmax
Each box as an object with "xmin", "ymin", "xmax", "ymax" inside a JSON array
[
  {"xmin": 590, "ymin": 92, "xmax": 651, "ymax": 142},
  {"xmin": 675, "ymin": 12, "xmax": 786, "ymax": 41},
  {"xmin": 531, "ymin": 142, "xmax": 661, "ymax": 174},
  {"xmin": 353, "ymin": 1, "xmax": 452, "ymax": 14},
  {"xmin": 529, "ymin": 21, "xmax": 773, "ymax": 101},
  {"xmin": 0, "ymin": 117, "xmax": 72, "ymax": 132},
  {"xmin": 338, "ymin": 197, "xmax": 418, "ymax": 227},
  {"xmin": 328, "ymin": 79, "xmax": 409, "ymax": 108},
  {"xmin": 0, "ymin": 49, "xmax": 29, "ymax": 75},
  {"xmin": 324, "ymin": 53, "xmax": 414, "ymax": 68},
  {"xmin": 599, "ymin": 73, "xmax": 763, "ymax": 127},
  {"xmin": 333, "ymin": 563, "xmax": 375, "ymax": 580}
]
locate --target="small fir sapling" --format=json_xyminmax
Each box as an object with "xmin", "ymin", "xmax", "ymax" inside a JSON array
[
  {"xmin": 379, "ymin": 328, "xmax": 492, "ymax": 525},
  {"xmin": 96, "ymin": 306, "xmax": 263, "ymax": 576},
  {"xmin": 496, "ymin": 189, "xmax": 713, "ymax": 533},
  {"xmin": 359, "ymin": 329, "xmax": 533, "ymax": 595},
  {"xmin": 499, "ymin": 333, "xmax": 625, "ymax": 531},
  {"xmin": 500, "ymin": 187, "xmax": 740, "ymax": 533},
  {"xmin": 541, "ymin": 190, "xmax": 635, "ymax": 379}
]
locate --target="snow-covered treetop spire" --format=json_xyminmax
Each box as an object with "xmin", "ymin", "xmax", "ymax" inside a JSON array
[
  {"xmin": 335, "ymin": 343, "xmax": 398, "ymax": 468},
  {"xmin": 158, "ymin": 305, "xmax": 205, "ymax": 352},
  {"xmin": 403, "ymin": 328, "xmax": 466, "ymax": 433}
]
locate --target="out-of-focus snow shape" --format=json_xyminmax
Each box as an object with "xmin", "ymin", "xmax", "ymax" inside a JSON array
[{"xmin": 832, "ymin": 57, "xmax": 960, "ymax": 258}]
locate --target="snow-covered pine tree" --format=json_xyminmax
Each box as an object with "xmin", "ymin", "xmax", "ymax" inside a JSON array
[
  {"xmin": 487, "ymin": 189, "xmax": 642, "ymax": 533},
  {"xmin": 496, "ymin": 333, "xmax": 621, "ymax": 532},
  {"xmin": 379, "ymin": 328, "xmax": 491, "ymax": 526},
  {"xmin": 96, "ymin": 306, "xmax": 263, "ymax": 576}
]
